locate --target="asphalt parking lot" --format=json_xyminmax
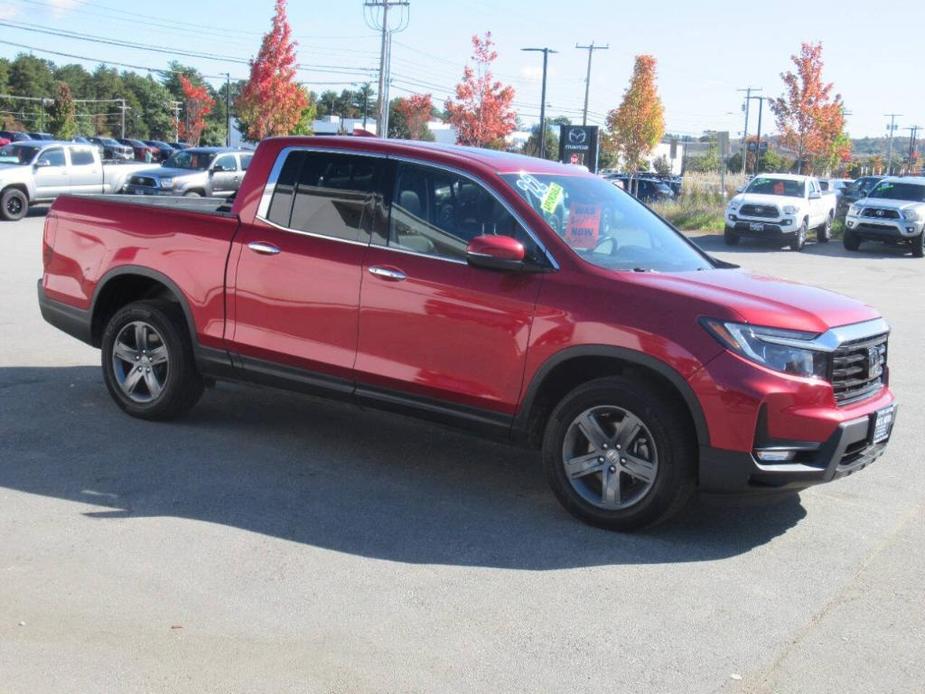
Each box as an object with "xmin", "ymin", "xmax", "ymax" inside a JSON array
[{"xmin": 1, "ymin": 211, "xmax": 923, "ymax": 693}]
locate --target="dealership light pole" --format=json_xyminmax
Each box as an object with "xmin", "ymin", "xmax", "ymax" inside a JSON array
[
  {"xmin": 522, "ymin": 47, "xmax": 557, "ymax": 159},
  {"xmin": 364, "ymin": 0, "xmax": 410, "ymax": 138},
  {"xmin": 737, "ymin": 87, "xmax": 761, "ymax": 174},
  {"xmin": 576, "ymin": 42, "xmax": 608, "ymax": 126},
  {"xmin": 885, "ymin": 114, "xmax": 902, "ymax": 174}
]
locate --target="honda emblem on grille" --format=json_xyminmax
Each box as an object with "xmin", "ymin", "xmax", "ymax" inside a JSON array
[{"xmin": 868, "ymin": 346, "xmax": 883, "ymax": 378}]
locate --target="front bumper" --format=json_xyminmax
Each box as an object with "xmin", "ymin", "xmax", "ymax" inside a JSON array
[
  {"xmin": 845, "ymin": 215, "xmax": 922, "ymax": 240},
  {"xmin": 123, "ymin": 184, "xmax": 177, "ymax": 196},
  {"xmin": 726, "ymin": 214, "xmax": 800, "ymax": 237},
  {"xmin": 700, "ymin": 403, "xmax": 896, "ymax": 491}
]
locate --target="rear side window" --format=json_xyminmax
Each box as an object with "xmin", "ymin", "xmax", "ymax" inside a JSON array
[
  {"xmin": 266, "ymin": 151, "xmax": 381, "ymax": 243},
  {"xmin": 70, "ymin": 149, "xmax": 95, "ymax": 166}
]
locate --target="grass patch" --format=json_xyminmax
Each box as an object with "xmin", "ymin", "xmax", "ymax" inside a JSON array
[{"xmin": 650, "ymin": 198, "xmax": 726, "ymax": 232}]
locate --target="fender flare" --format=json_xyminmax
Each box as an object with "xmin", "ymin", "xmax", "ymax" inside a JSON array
[{"xmin": 514, "ymin": 344, "xmax": 710, "ymax": 447}]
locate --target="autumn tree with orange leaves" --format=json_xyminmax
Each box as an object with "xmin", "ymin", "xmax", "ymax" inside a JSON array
[
  {"xmin": 605, "ymin": 55, "xmax": 665, "ymax": 189},
  {"xmin": 178, "ymin": 75, "xmax": 214, "ymax": 146},
  {"xmin": 236, "ymin": 0, "xmax": 308, "ymax": 141},
  {"xmin": 445, "ymin": 33, "xmax": 517, "ymax": 149},
  {"xmin": 394, "ymin": 93, "xmax": 434, "ymax": 140},
  {"xmin": 771, "ymin": 42, "xmax": 849, "ymax": 175}
]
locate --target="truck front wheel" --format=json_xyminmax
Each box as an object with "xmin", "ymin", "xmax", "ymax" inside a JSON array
[
  {"xmin": 101, "ymin": 300, "xmax": 204, "ymax": 420},
  {"xmin": 913, "ymin": 233, "xmax": 924, "ymax": 258},
  {"xmin": 790, "ymin": 220, "xmax": 807, "ymax": 251},
  {"xmin": 817, "ymin": 212, "xmax": 833, "ymax": 243},
  {"xmin": 541, "ymin": 375, "xmax": 696, "ymax": 531},
  {"xmin": 723, "ymin": 227, "xmax": 740, "ymax": 245},
  {"xmin": 1, "ymin": 187, "xmax": 28, "ymax": 221},
  {"xmin": 843, "ymin": 229, "xmax": 861, "ymax": 251}
]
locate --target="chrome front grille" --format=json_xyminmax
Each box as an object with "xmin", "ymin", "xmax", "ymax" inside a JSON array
[
  {"xmin": 861, "ymin": 207, "xmax": 900, "ymax": 219},
  {"xmin": 740, "ymin": 204, "xmax": 779, "ymax": 218},
  {"xmin": 831, "ymin": 333, "xmax": 888, "ymax": 405}
]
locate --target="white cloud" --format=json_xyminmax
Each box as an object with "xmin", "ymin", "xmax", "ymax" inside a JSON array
[{"xmin": 0, "ymin": 3, "xmax": 19, "ymax": 19}]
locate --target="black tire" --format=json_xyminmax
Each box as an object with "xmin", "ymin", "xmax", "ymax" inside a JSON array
[
  {"xmin": 101, "ymin": 300, "xmax": 204, "ymax": 420},
  {"xmin": 541, "ymin": 375, "xmax": 696, "ymax": 531},
  {"xmin": 723, "ymin": 227, "xmax": 740, "ymax": 246},
  {"xmin": 1, "ymin": 187, "xmax": 28, "ymax": 221},
  {"xmin": 817, "ymin": 212, "xmax": 832, "ymax": 243},
  {"xmin": 913, "ymin": 233, "xmax": 924, "ymax": 258},
  {"xmin": 790, "ymin": 219, "xmax": 807, "ymax": 251},
  {"xmin": 843, "ymin": 229, "xmax": 861, "ymax": 251}
]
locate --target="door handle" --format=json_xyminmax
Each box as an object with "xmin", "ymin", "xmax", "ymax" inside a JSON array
[
  {"xmin": 247, "ymin": 241, "xmax": 281, "ymax": 256},
  {"xmin": 368, "ymin": 266, "xmax": 407, "ymax": 281}
]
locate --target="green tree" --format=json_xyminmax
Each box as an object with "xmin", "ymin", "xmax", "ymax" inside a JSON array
[
  {"xmin": 522, "ymin": 123, "xmax": 558, "ymax": 160},
  {"xmin": 291, "ymin": 89, "xmax": 317, "ymax": 136},
  {"xmin": 48, "ymin": 81, "xmax": 78, "ymax": 140},
  {"xmin": 652, "ymin": 154, "xmax": 671, "ymax": 175}
]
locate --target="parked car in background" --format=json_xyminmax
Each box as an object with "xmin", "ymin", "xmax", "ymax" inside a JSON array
[
  {"xmin": 0, "ymin": 136, "xmax": 9, "ymax": 147},
  {"xmin": 0, "ymin": 130, "xmax": 31, "ymax": 143},
  {"xmin": 88, "ymin": 137, "xmax": 134, "ymax": 161},
  {"xmin": 611, "ymin": 175, "xmax": 675, "ymax": 203},
  {"xmin": 0, "ymin": 141, "xmax": 151, "ymax": 220},
  {"xmin": 843, "ymin": 175, "xmax": 885, "ymax": 206},
  {"xmin": 142, "ymin": 140, "xmax": 175, "ymax": 162},
  {"xmin": 819, "ymin": 178, "xmax": 850, "ymax": 202},
  {"xmin": 27, "ymin": 132, "xmax": 55, "ymax": 141},
  {"xmin": 167, "ymin": 141, "xmax": 191, "ymax": 150},
  {"xmin": 725, "ymin": 174, "xmax": 837, "ymax": 250},
  {"xmin": 844, "ymin": 176, "xmax": 925, "ymax": 257},
  {"xmin": 123, "ymin": 147, "xmax": 253, "ymax": 198},
  {"xmin": 117, "ymin": 138, "xmax": 157, "ymax": 161},
  {"xmin": 38, "ymin": 136, "xmax": 897, "ymax": 530}
]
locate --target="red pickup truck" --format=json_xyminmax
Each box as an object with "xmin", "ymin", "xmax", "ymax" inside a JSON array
[{"xmin": 39, "ymin": 137, "xmax": 897, "ymax": 530}]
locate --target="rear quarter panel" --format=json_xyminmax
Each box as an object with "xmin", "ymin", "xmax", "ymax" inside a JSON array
[{"xmin": 43, "ymin": 196, "xmax": 239, "ymax": 348}]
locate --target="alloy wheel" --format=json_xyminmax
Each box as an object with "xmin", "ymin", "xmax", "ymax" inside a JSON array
[
  {"xmin": 561, "ymin": 405, "xmax": 659, "ymax": 510},
  {"xmin": 6, "ymin": 196, "xmax": 22, "ymax": 216},
  {"xmin": 111, "ymin": 321, "xmax": 169, "ymax": 403}
]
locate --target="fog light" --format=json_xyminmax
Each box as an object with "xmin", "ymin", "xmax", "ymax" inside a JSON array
[
  {"xmin": 755, "ymin": 449, "xmax": 797, "ymax": 462},
  {"xmin": 847, "ymin": 221, "xmax": 855, "ymax": 228},
  {"xmin": 907, "ymin": 226, "xmax": 916, "ymax": 232},
  {"xmin": 782, "ymin": 219, "xmax": 793, "ymax": 225}
]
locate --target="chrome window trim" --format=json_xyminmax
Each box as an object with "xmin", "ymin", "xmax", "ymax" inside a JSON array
[
  {"xmin": 255, "ymin": 215, "xmax": 370, "ymax": 248},
  {"xmin": 254, "ymin": 144, "xmax": 559, "ymax": 270}
]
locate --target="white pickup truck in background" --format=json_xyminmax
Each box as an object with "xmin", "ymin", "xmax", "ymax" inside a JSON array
[
  {"xmin": 0, "ymin": 141, "xmax": 151, "ymax": 221},
  {"xmin": 725, "ymin": 173, "xmax": 838, "ymax": 251}
]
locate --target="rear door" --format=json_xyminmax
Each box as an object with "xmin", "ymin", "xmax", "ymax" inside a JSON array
[
  {"xmin": 229, "ymin": 149, "xmax": 382, "ymax": 385},
  {"xmin": 66, "ymin": 147, "xmax": 102, "ymax": 194},
  {"xmin": 355, "ymin": 159, "xmax": 549, "ymax": 417},
  {"xmin": 32, "ymin": 146, "xmax": 69, "ymax": 200}
]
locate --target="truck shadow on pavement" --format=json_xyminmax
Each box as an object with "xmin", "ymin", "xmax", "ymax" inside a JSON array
[{"xmin": 0, "ymin": 366, "xmax": 806, "ymax": 569}]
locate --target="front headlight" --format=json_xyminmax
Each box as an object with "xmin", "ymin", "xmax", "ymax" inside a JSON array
[
  {"xmin": 848, "ymin": 204, "xmax": 861, "ymax": 217},
  {"xmin": 727, "ymin": 200, "xmax": 740, "ymax": 211},
  {"xmin": 902, "ymin": 207, "xmax": 922, "ymax": 222},
  {"xmin": 159, "ymin": 178, "xmax": 174, "ymax": 189},
  {"xmin": 702, "ymin": 319, "xmax": 828, "ymax": 379},
  {"xmin": 783, "ymin": 205, "xmax": 799, "ymax": 215}
]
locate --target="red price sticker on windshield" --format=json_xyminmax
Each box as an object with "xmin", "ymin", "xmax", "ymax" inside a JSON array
[{"xmin": 565, "ymin": 204, "xmax": 602, "ymax": 249}]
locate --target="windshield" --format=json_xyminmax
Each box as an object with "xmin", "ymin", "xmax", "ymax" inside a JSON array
[
  {"xmin": 0, "ymin": 144, "xmax": 40, "ymax": 165},
  {"xmin": 744, "ymin": 177, "xmax": 805, "ymax": 198},
  {"xmin": 867, "ymin": 181, "xmax": 925, "ymax": 203},
  {"xmin": 163, "ymin": 150, "xmax": 214, "ymax": 170},
  {"xmin": 500, "ymin": 172, "xmax": 712, "ymax": 273}
]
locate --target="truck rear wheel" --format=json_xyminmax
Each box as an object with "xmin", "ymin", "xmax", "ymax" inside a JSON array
[
  {"xmin": 1, "ymin": 188, "xmax": 28, "ymax": 221},
  {"xmin": 541, "ymin": 375, "xmax": 696, "ymax": 531},
  {"xmin": 101, "ymin": 300, "xmax": 204, "ymax": 420}
]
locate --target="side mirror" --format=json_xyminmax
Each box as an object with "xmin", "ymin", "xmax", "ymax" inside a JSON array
[
  {"xmin": 34, "ymin": 159, "xmax": 51, "ymax": 169},
  {"xmin": 809, "ymin": 191, "xmax": 821, "ymax": 200},
  {"xmin": 735, "ymin": 186, "xmax": 744, "ymax": 193},
  {"xmin": 466, "ymin": 235, "xmax": 527, "ymax": 272}
]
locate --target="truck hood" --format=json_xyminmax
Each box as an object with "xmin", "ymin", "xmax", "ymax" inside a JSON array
[
  {"xmin": 640, "ymin": 268, "xmax": 879, "ymax": 334},
  {"xmin": 135, "ymin": 167, "xmax": 205, "ymax": 179},
  {"xmin": 857, "ymin": 197, "xmax": 924, "ymax": 211},
  {"xmin": 730, "ymin": 193, "xmax": 803, "ymax": 209}
]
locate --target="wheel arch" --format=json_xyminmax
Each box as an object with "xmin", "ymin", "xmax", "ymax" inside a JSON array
[
  {"xmin": 90, "ymin": 266, "xmax": 198, "ymax": 349},
  {"xmin": 514, "ymin": 345, "xmax": 709, "ymax": 450}
]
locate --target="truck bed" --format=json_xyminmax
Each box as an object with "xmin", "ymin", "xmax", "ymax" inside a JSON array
[{"xmin": 64, "ymin": 193, "xmax": 236, "ymax": 217}]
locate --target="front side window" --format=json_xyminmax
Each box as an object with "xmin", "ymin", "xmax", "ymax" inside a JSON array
[
  {"xmin": 164, "ymin": 150, "xmax": 214, "ymax": 170},
  {"xmin": 382, "ymin": 162, "xmax": 541, "ymax": 263},
  {"xmin": 501, "ymin": 172, "xmax": 712, "ymax": 273},
  {"xmin": 265, "ymin": 150, "xmax": 381, "ymax": 243},
  {"xmin": 39, "ymin": 148, "xmax": 65, "ymax": 167},
  {"xmin": 213, "ymin": 154, "xmax": 237, "ymax": 172}
]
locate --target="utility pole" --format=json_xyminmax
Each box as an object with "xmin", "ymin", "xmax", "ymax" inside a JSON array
[
  {"xmin": 169, "ymin": 100, "xmax": 182, "ymax": 143},
  {"xmin": 743, "ymin": 94, "xmax": 766, "ymax": 175},
  {"xmin": 364, "ymin": 0, "xmax": 410, "ymax": 138},
  {"xmin": 885, "ymin": 113, "xmax": 902, "ymax": 175},
  {"xmin": 119, "ymin": 98, "xmax": 127, "ymax": 138},
  {"xmin": 737, "ymin": 87, "xmax": 761, "ymax": 174},
  {"xmin": 576, "ymin": 42, "xmax": 608, "ymax": 126},
  {"xmin": 225, "ymin": 72, "xmax": 231, "ymax": 147},
  {"xmin": 522, "ymin": 47, "xmax": 558, "ymax": 159},
  {"xmin": 904, "ymin": 125, "xmax": 920, "ymax": 167}
]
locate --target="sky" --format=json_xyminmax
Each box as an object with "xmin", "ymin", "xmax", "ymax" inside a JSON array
[{"xmin": 0, "ymin": 0, "xmax": 922, "ymax": 139}]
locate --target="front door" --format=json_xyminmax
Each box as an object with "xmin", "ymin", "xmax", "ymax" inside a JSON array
[
  {"xmin": 209, "ymin": 153, "xmax": 239, "ymax": 197},
  {"xmin": 229, "ymin": 149, "xmax": 383, "ymax": 386},
  {"xmin": 32, "ymin": 146, "xmax": 69, "ymax": 199},
  {"xmin": 355, "ymin": 160, "xmax": 549, "ymax": 417}
]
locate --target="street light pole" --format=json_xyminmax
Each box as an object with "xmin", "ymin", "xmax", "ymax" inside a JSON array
[
  {"xmin": 225, "ymin": 72, "xmax": 231, "ymax": 147},
  {"xmin": 576, "ymin": 42, "xmax": 608, "ymax": 126},
  {"xmin": 885, "ymin": 114, "xmax": 902, "ymax": 174},
  {"xmin": 737, "ymin": 87, "xmax": 761, "ymax": 174},
  {"xmin": 522, "ymin": 47, "xmax": 558, "ymax": 159}
]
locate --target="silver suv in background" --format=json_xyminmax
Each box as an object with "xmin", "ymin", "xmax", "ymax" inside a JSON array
[
  {"xmin": 123, "ymin": 147, "xmax": 254, "ymax": 198},
  {"xmin": 845, "ymin": 176, "xmax": 925, "ymax": 257}
]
